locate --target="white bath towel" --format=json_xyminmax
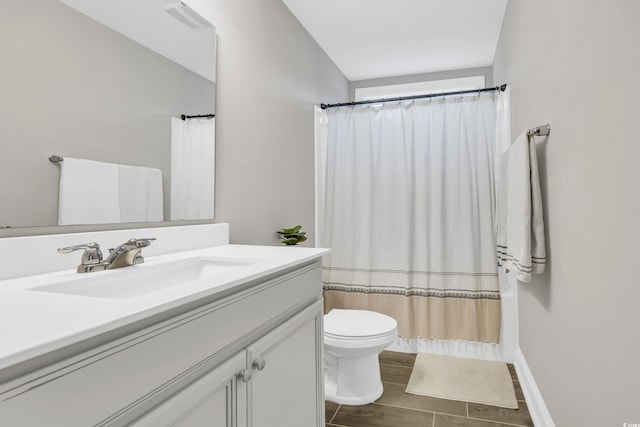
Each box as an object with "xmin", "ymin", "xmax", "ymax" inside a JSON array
[
  {"xmin": 58, "ymin": 157, "xmax": 121, "ymax": 225},
  {"xmin": 496, "ymin": 133, "xmax": 546, "ymax": 282},
  {"xmin": 118, "ymin": 164, "xmax": 164, "ymax": 223}
]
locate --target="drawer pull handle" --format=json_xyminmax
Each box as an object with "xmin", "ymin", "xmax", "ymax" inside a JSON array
[
  {"xmin": 252, "ymin": 358, "xmax": 266, "ymax": 371},
  {"xmin": 237, "ymin": 369, "xmax": 252, "ymax": 383}
]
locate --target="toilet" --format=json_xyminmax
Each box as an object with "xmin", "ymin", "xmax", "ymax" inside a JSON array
[{"xmin": 323, "ymin": 309, "xmax": 398, "ymax": 405}]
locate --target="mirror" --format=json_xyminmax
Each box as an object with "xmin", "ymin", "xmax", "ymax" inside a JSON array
[{"xmin": 0, "ymin": 0, "xmax": 216, "ymax": 230}]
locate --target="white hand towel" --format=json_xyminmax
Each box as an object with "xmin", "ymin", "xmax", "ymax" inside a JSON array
[
  {"xmin": 496, "ymin": 133, "xmax": 546, "ymax": 282},
  {"xmin": 58, "ymin": 158, "xmax": 121, "ymax": 225},
  {"xmin": 118, "ymin": 164, "xmax": 164, "ymax": 223}
]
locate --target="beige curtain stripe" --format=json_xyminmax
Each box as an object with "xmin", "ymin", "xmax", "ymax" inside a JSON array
[{"xmin": 324, "ymin": 289, "xmax": 501, "ymax": 344}]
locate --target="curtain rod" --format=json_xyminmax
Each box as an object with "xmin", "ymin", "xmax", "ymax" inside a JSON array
[
  {"xmin": 181, "ymin": 114, "xmax": 215, "ymax": 120},
  {"xmin": 320, "ymin": 84, "xmax": 507, "ymax": 110}
]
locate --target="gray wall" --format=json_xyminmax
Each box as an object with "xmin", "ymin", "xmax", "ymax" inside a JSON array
[
  {"xmin": 349, "ymin": 66, "xmax": 493, "ymax": 101},
  {"xmin": 493, "ymin": 1, "xmax": 640, "ymax": 425},
  {"xmin": 201, "ymin": 0, "xmax": 349, "ymax": 245},
  {"xmin": 0, "ymin": 0, "xmax": 214, "ymax": 229}
]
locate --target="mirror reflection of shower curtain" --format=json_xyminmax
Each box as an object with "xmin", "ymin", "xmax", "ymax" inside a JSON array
[{"xmin": 170, "ymin": 117, "xmax": 215, "ymax": 220}]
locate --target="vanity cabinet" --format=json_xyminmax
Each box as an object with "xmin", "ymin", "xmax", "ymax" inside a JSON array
[
  {"xmin": 0, "ymin": 261, "xmax": 324, "ymax": 427},
  {"xmin": 133, "ymin": 351, "xmax": 247, "ymax": 427},
  {"xmin": 246, "ymin": 302, "xmax": 323, "ymax": 427},
  {"xmin": 133, "ymin": 302, "xmax": 323, "ymax": 427}
]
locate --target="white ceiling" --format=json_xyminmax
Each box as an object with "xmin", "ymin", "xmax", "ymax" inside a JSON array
[
  {"xmin": 59, "ymin": 0, "xmax": 216, "ymax": 82},
  {"xmin": 281, "ymin": 0, "xmax": 508, "ymax": 82}
]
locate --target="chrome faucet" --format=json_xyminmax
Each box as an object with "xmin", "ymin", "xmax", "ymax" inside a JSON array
[
  {"xmin": 105, "ymin": 238, "xmax": 156, "ymax": 269},
  {"xmin": 58, "ymin": 238, "xmax": 155, "ymax": 273}
]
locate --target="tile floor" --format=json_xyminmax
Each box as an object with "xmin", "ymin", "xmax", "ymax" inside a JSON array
[{"xmin": 325, "ymin": 351, "xmax": 534, "ymax": 427}]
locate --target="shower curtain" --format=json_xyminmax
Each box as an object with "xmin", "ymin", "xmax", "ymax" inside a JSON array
[
  {"xmin": 170, "ymin": 116, "xmax": 215, "ymax": 220},
  {"xmin": 318, "ymin": 93, "xmax": 503, "ymax": 343}
]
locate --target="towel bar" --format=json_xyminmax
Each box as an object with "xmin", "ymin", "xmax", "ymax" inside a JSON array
[{"xmin": 49, "ymin": 155, "xmax": 64, "ymax": 163}]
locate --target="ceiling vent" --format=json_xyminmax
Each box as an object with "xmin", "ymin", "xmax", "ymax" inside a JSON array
[{"xmin": 164, "ymin": 1, "xmax": 212, "ymax": 29}]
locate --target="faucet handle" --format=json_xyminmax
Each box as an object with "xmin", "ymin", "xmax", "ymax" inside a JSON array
[
  {"xmin": 58, "ymin": 242, "xmax": 104, "ymax": 264},
  {"xmin": 131, "ymin": 238, "xmax": 156, "ymax": 248},
  {"xmin": 107, "ymin": 238, "xmax": 156, "ymax": 254}
]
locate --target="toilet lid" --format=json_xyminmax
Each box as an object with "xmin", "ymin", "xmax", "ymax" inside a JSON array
[{"xmin": 324, "ymin": 309, "xmax": 397, "ymax": 338}]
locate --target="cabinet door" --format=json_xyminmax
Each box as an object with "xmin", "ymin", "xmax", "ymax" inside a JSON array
[
  {"xmin": 132, "ymin": 351, "xmax": 247, "ymax": 427},
  {"xmin": 246, "ymin": 300, "xmax": 324, "ymax": 427}
]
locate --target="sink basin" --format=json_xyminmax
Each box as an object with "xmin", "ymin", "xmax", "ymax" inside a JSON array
[{"xmin": 30, "ymin": 257, "xmax": 256, "ymax": 299}]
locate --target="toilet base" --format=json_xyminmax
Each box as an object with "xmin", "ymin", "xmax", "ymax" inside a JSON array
[
  {"xmin": 325, "ymin": 383, "xmax": 383, "ymax": 406},
  {"xmin": 324, "ymin": 352, "xmax": 384, "ymax": 406}
]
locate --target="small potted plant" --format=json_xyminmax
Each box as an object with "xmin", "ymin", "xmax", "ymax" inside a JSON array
[{"xmin": 277, "ymin": 225, "xmax": 307, "ymax": 246}]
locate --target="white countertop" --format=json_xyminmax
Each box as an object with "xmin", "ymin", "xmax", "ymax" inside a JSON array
[{"xmin": 0, "ymin": 244, "xmax": 329, "ymax": 373}]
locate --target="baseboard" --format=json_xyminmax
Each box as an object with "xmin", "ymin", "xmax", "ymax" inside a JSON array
[{"xmin": 513, "ymin": 347, "xmax": 555, "ymax": 427}]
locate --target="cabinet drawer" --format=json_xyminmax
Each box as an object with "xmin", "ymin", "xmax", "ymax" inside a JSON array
[{"xmin": 0, "ymin": 263, "xmax": 321, "ymax": 426}]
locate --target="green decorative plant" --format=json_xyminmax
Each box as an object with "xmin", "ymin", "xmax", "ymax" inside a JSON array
[{"xmin": 277, "ymin": 225, "xmax": 307, "ymax": 246}]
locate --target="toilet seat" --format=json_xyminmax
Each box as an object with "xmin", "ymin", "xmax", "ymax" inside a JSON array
[
  {"xmin": 324, "ymin": 309, "xmax": 397, "ymax": 339},
  {"xmin": 324, "ymin": 309, "xmax": 397, "ymax": 349},
  {"xmin": 325, "ymin": 331, "xmax": 395, "ymax": 340}
]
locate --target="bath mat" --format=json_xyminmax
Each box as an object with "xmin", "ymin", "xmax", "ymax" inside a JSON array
[{"xmin": 405, "ymin": 353, "xmax": 518, "ymax": 409}]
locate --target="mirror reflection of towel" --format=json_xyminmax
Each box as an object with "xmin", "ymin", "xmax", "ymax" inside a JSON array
[
  {"xmin": 119, "ymin": 164, "xmax": 163, "ymax": 223},
  {"xmin": 58, "ymin": 158, "xmax": 121, "ymax": 226},
  {"xmin": 57, "ymin": 158, "xmax": 163, "ymax": 225}
]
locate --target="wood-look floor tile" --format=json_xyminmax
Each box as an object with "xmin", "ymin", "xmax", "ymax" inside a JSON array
[
  {"xmin": 327, "ymin": 352, "xmax": 533, "ymax": 427},
  {"xmin": 325, "ymin": 401, "xmax": 340, "ymax": 424},
  {"xmin": 376, "ymin": 382, "xmax": 467, "ymax": 416},
  {"xmin": 513, "ymin": 380, "xmax": 525, "ymax": 401},
  {"xmin": 507, "ymin": 364, "xmax": 517, "ymax": 380},
  {"xmin": 332, "ymin": 402, "xmax": 434, "ymax": 427},
  {"xmin": 380, "ymin": 363, "xmax": 413, "ymax": 385},
  {"xmin": 378, "ymin": 351, "xmax": 417, "ymax": 367},
  {"xmin": 434, "ymin": 413, "xmax": 517, "ymax": 427},
  {"xmin": 468, "ymin": 401, "xmax": 534, "ymax": 426}
]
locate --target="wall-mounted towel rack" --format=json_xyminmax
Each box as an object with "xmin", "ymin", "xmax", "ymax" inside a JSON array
[
  {"xmin": 49, "ymin": 155, "xmax": 64, "ymax": 163},
  {"xmin": 526, "ymin": 124, "xmax": 550, "ymax": 137}
]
